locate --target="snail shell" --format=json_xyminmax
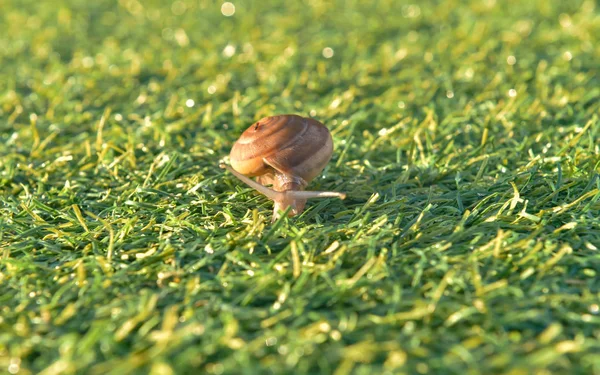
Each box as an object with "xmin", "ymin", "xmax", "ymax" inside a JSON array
[{"xmin": 230, "ymin": 114, "xmax": 333, "ymax": 184}]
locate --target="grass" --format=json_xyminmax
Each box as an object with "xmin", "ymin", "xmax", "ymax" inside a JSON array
[{"xmin": 1, "ymin": 0, "xmax": 599, "ymax": 374}]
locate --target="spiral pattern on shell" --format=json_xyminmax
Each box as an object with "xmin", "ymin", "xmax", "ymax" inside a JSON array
[{"xmin": 230, "ymin": 115, "xmax": 333, "ymax": 183}]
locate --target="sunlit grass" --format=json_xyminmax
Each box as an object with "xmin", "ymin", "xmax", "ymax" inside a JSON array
[{"xmin": 1, "ymin": 0, "xmax": 599, "ymax": 374}]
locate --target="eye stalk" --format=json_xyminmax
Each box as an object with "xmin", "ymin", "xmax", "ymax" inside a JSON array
[{"xmin": 223, "ymin": 114, "xmax": 346, "ymax": 221}]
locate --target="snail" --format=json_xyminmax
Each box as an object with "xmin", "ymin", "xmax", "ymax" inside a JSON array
[{"xmin": 221, "ymin": 114, "xmax": 346, "ymax": 221}]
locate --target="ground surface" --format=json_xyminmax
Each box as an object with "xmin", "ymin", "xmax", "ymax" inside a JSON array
[{"xmin": 1, "ymin": 0, "xmax": 599, "ymax": 374}]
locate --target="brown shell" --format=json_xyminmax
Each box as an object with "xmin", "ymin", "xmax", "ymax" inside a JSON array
[{"xmin": 229, "ymin": 114, "xmax": 333, "ymax": 183}]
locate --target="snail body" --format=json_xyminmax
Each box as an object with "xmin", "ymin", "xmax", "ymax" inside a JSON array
[{"xmin": 223, "ymin": 114, "xmax": 345, "ymax": 220}]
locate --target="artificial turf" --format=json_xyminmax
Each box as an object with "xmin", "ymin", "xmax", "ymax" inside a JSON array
[{"xmin": 1, "ymin": 0, "xmax": 599, "ymax": 374}]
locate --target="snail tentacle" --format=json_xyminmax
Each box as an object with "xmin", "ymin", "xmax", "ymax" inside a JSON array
[
  {"xmin": 222, "ymin": 163, "xmax": 345, "ymax": 201},
  {"xmin": 221, "ymin": 164, "xmax": 282, "ymax": 202}
]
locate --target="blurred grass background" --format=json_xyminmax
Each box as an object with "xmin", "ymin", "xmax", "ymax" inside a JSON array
[{"xmin": 1, "ymin": 0, "xmax": 599, "ymax": 374}]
